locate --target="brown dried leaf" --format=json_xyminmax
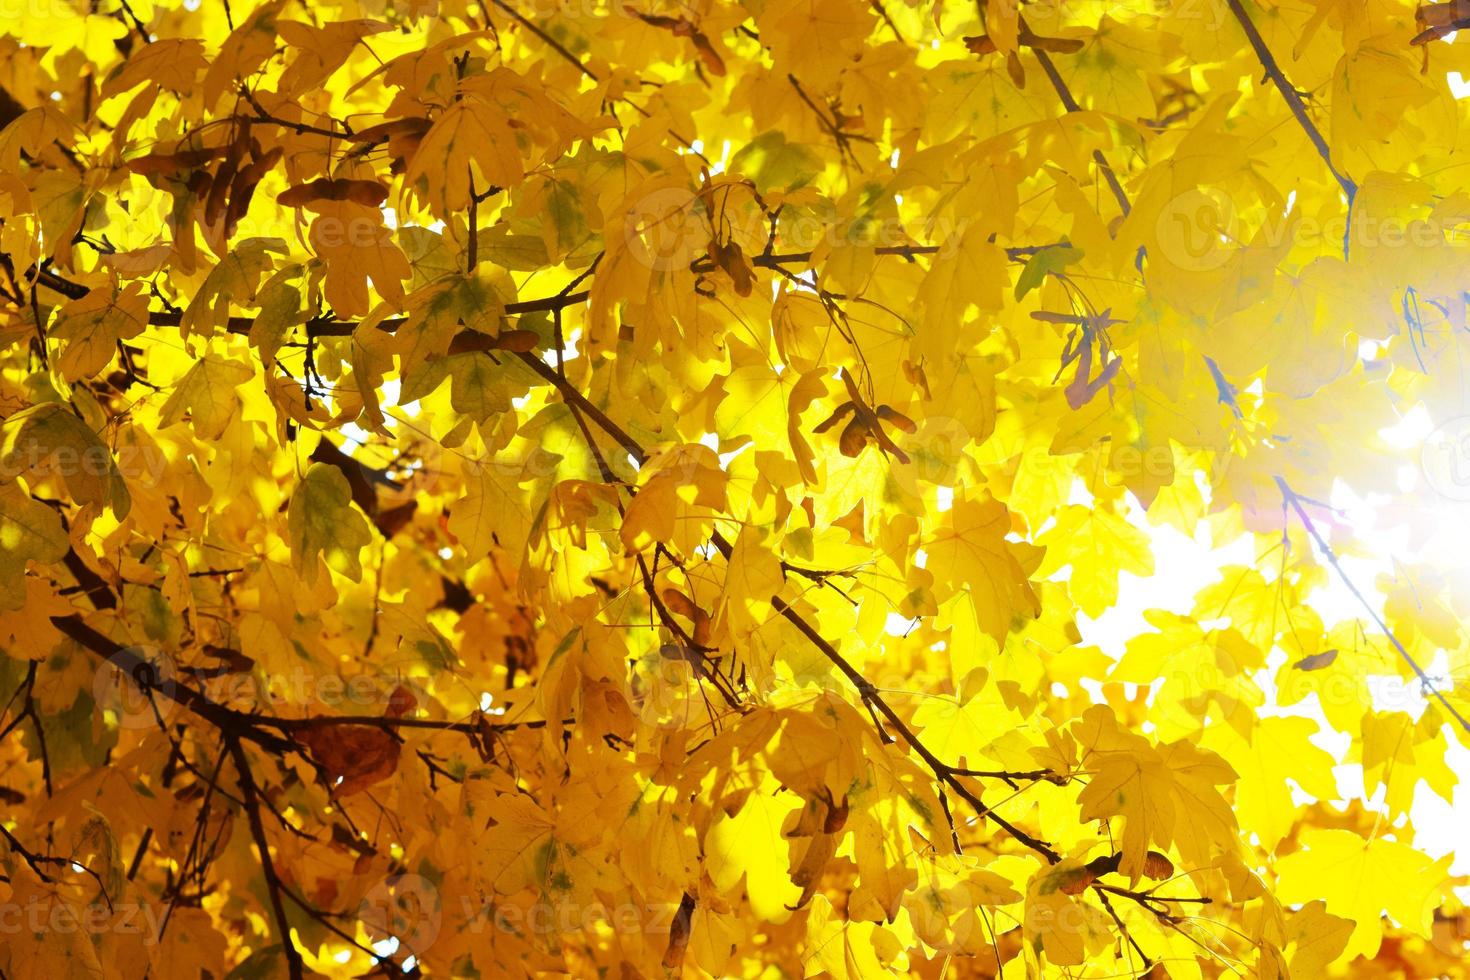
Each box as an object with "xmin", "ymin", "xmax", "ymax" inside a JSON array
[
  {"xmin": 1293, "ymin": 649, "xmax": 1339, "ymax": 671},
  {"xmin": 294, "ymin": 724, "xmax": 401, "ymax": 796}
]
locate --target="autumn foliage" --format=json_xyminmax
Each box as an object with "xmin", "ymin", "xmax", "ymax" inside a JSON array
[{"xmin": 4, "ymin": 0, "xmax": 1470, "ymax": 976}]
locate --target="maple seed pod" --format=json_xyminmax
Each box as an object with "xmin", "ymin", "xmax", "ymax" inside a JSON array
[
  {"xmin": 823, "ymin": 795, "xmax": 850, "ymax": 833},
  {"xmin": 1142, "ymin": 850, "xmax": 1175, "ymax": 880},
  {"xmin": 278, "ymin": 178, "xmax": 391, "ymax": 209},
  {"xmin": 92, "ymin": 645, "xmax": 180, "ymax": 731},
  {"xmin": 663, "ymin": 892, "xmax": 697, "ymax": 969},
  {"xmin": 359, "ymin": 873, "xmax": 442, "ymax": 959},
  {"xmin": 1153, "ymin": 187, "xmax": 1238, "ymax": 273}
]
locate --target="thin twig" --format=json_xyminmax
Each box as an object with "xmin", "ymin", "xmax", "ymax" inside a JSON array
[
  {"xmin": 225, "ymin": 735, "xmax": 305, "ymax": 980},
  {"xmin": 486, "ymin": 0, "xmax": 599, "ymax": 81},
  {"xmin": 1223, "ymin": 0, "xmax": 1355, "ymax": 203},
  {"xmin": 1028, "ymin": 47, "xmax": 1133, "ymax": 218},
  {"xmin": 1276, "ymin": 476, "xmax": 1470, "ymax": 734}
]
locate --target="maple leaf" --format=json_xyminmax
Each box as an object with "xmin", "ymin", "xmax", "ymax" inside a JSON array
[
  {"xmin": 801, "ymin": 894, "xmax": 905, "ymax": 979},
  {"xmin": 1074, "ymin": 705, "xmax": 1239, "ymax": 879},
  {"xmin": 1, "ymin": 403, "xmax": 131, "ymax": 518},
  {"xmin": 157, "ymin": 354, "xmax": 253, "ymax": 440},
  {"xmin": 404, "ymin": 96, "xmax": 522, "ymax": 219},
  {"xmin": 1024, "ymin": 859, "xmax": 1114, "ymax": 966},
  {"xmin": 0, "ymin": 483, "xmax": 69, "ymax": 611},
  {"xmin": 1277, "ymin": 829, "xmax": 1452, "ymax": 960},
  {"xmin": 308, "ymin": 201, "xmax": 412, "ymax": 318},
  {"xmin": 707, "ymin": 788, "xmax": 804, "ymax": 922},
  {"xmin": 619, "ymin": 444, "xmax": 729, "ymax": 554},
  {"xmin": 288, "ymin": 462, "xmax": 374, "ymax": 583},
  {"xmin": 48, "ymin": 280, "xmax": 148, "ymax": 381},
  {"xmin": 448, "ymin": 455, "xmax": 535, "ymax": 565},
  {"xmin": 923, "ymin": 493, "xmax": 1041, "ymax": 643}
]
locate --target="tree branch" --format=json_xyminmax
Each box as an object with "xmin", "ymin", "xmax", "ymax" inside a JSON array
[
  {"xmin": 1027, "ymin": 44, "xmax": 1133, "ymax": 218},
  {"xmin": 486, "ymin": 0, "xmax": 599, "ymax": 81},
  {"xmin": 1223, "ymin": 0, "xmax": 1356, "ymax": 202},
  {"xmin": 1276, "ymin": 476, "xmax": 1470, "ymax": 734},
  {"xmin": 225, "ymin": 734, "xmax": 305, "ymax": 980},
  {"xmin": 514, "ymin": 349, "xmax": 1064, "ymax": 861}
]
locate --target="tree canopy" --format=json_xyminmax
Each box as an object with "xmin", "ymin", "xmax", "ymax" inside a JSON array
[{"xmin": 2, "ymin": 0, "xmax": 1470, "ymax": 976}]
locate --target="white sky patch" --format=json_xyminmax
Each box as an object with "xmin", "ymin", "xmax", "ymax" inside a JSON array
[
  {"xmin": 699, "ymin": 432, "xmax": 751, "ymax": 469},
  {"xmin": 542, "ymin": 327, "xmax": 581, "ymax": 368},
  {"xmin": 708, "ymin": 139, "xmax": 733, "ymax": 175},
  {"xmin": 338, "ymin": 419, "xmax": 373, "ymax": 446},
  {"xmin": 1381, "ymin": 403, "xmax": 1434, "ymax": 449},
  {"xmin": 1075, "ymin": 516, "xmax": 1254, "ymax": 659},
  {"xmin": 1078, "ymin": 474, "xmax": 1470, "ymax": 877},
  {"xmin": 783, "ymin": 269, "xmax": 819, "ymax": 293},
  {"xmin": 885, "ymin": 612, "xmax": 920, "ymax": 636}
]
